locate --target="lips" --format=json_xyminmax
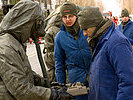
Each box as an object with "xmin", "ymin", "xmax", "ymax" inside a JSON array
[{"xmin": 66, "ymin": 22, "xmax": 72, "ymax": 25}]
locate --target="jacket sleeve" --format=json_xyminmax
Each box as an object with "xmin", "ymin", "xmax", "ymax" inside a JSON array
[
  {"xmin": 128, "ymin": 38, "xmax": 133, "ymax": 45},
  {"xmin": 32, "ymin": 71, "xmax": 47, "ymax": 87},
  {"xmin": 0, "ymin": 47, "xmax": 51, "ymax": 100},
  {"xmin": 54, "ymin": 34, "xmax": 66, "ymax": 84},
  {"xmin": 116, "ymin": 24, "xmax": 122, "ymax": 33},
  {"xmin": 109, "ymin": 43, "xmax": 133, "ymax": 100},
  {"xmin": 126, "ymin": 26, "xmax": 133, "ymax": 45}
]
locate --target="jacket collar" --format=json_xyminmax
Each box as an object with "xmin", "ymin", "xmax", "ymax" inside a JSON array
[
  {"xmin": 98, "ymin": 23, "xmax": 115, "ymax": 43},
  {"xmin": 60, "ymin": 24, "xmax": 83, "ymax": 39},
  {"xmin": 123, "ymin": 20, "xmax": 133, "ymax": 31},
  {"xmin": 91, "ymin": 23, "xmax": 115, "ymax": 61}
]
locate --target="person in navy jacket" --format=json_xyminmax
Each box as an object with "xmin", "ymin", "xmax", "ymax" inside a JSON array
[
  {"xmin": 54, "ymin": 2, "xmax": 91, "ymax": 100},
  {"xmin": 117, "ymin": 8, "xmax": 133, "ymax": 45},
  {"xmin": 78, "ymin": 6, "xmax": 133, "ymax": 100}
]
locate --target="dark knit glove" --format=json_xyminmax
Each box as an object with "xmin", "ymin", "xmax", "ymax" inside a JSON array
[{"xmin": 50, "ymin": 87, "xmax": 75, "ymax": 100}]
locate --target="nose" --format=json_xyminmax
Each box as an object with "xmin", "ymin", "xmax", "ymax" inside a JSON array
[{"xmin": 66, "ymin": 17, "xmax": 71, "ymax": 21}]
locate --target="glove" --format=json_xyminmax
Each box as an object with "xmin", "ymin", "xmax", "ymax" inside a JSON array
[
  {"xmin": 34, "ymin": 75, "xmax": 45, "ymax": 86},
  {"xmin": 33, "ymin": 74, "xmax": 50, "ymax": 87},
  {"xmin": 50, "ymin": 87, "xmax": 75, "ymax": 100}
]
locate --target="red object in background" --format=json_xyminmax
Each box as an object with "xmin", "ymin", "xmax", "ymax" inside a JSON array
[
  {"xmin": 39, "ymin": 37, "xmax": 41, "ymax": 44},
  {"xmin": 39, "ymin": 37, "xmax": 42, "ymax": 39},
  {"xmin": 29, "ymin": 38, "xmax": 32, "ymax": 44},
  {"xmin": 112, "ymin": 16, "xmax": 118, "ymax": 27},
  {"xmin": 39, "ymin": 41, "xmax": 41, "ymax": 44},
  {"xmin": 103, "ymin": 11, "xmax": 112, "ymax": 19},
  {"xmin": 109, "ymin": 12, "xmax": 112, "ymax": 17},
  {"xmin": 28, "ymin": 37, "xmax": 45, "ymax": 44}
]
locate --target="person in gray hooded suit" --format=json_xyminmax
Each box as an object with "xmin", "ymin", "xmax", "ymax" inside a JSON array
[
  {"xmin": 44, "ymin": 11, "xmax": 62, "ymax": 82},
  {"xmin": 0, "ymin": 0, "xmax": 73, "ymax": 100}
]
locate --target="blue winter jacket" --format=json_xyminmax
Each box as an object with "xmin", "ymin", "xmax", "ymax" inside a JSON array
[
  {"xmin": 89, "ymin": 23, "xmax": 133, "ymax": 100},
  {"xmin": 116, "ymin": 20, "xmax": 133, "ymax": 45},
  {"xmin": 54, "ymin": 25, "xmax": 91, "ymax": 84}
]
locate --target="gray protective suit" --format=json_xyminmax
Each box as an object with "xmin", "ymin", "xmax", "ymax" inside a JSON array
[
  {"xmin": 44, "ymin": 12, "xmax": 62, "ymax": 82},
  {"xmin": 0, "ymin": 0, "xmax": 51, "ymax": 100}
]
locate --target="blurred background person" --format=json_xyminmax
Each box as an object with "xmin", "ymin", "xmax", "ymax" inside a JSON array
[
  {"xmin": 117, "ymin": 8, "xmax": 133, "ymax": 45},
  {"xmin": 43, "ymin": 11, "xmax": 62, "ymax": 82}
]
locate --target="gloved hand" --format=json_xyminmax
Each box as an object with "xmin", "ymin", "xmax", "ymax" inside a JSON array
[
  {"xmin": 50, "ymin": 87, "xmax": 75, "ymax": 100},
  {"xmin": 33, "ymin": 74, "xmax": 51, "ymax": 87}
]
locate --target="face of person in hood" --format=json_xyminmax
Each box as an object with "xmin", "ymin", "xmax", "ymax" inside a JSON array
[
  {"xmin": 30, "ymin": 19, "xmax": 45, "ymax": 40},
  {"xmin": 0, "ymin": 0, "xmax": 46, "ymax": 43}
]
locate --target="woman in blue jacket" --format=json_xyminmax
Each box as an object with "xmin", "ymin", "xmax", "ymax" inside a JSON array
[
  {"xmin": 54, "ymin": 2, "xmax": 91, "ymax": 100},
  {"xmin": 78, "ymin": 6, "xmax": 133, "ymax": 100}
]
